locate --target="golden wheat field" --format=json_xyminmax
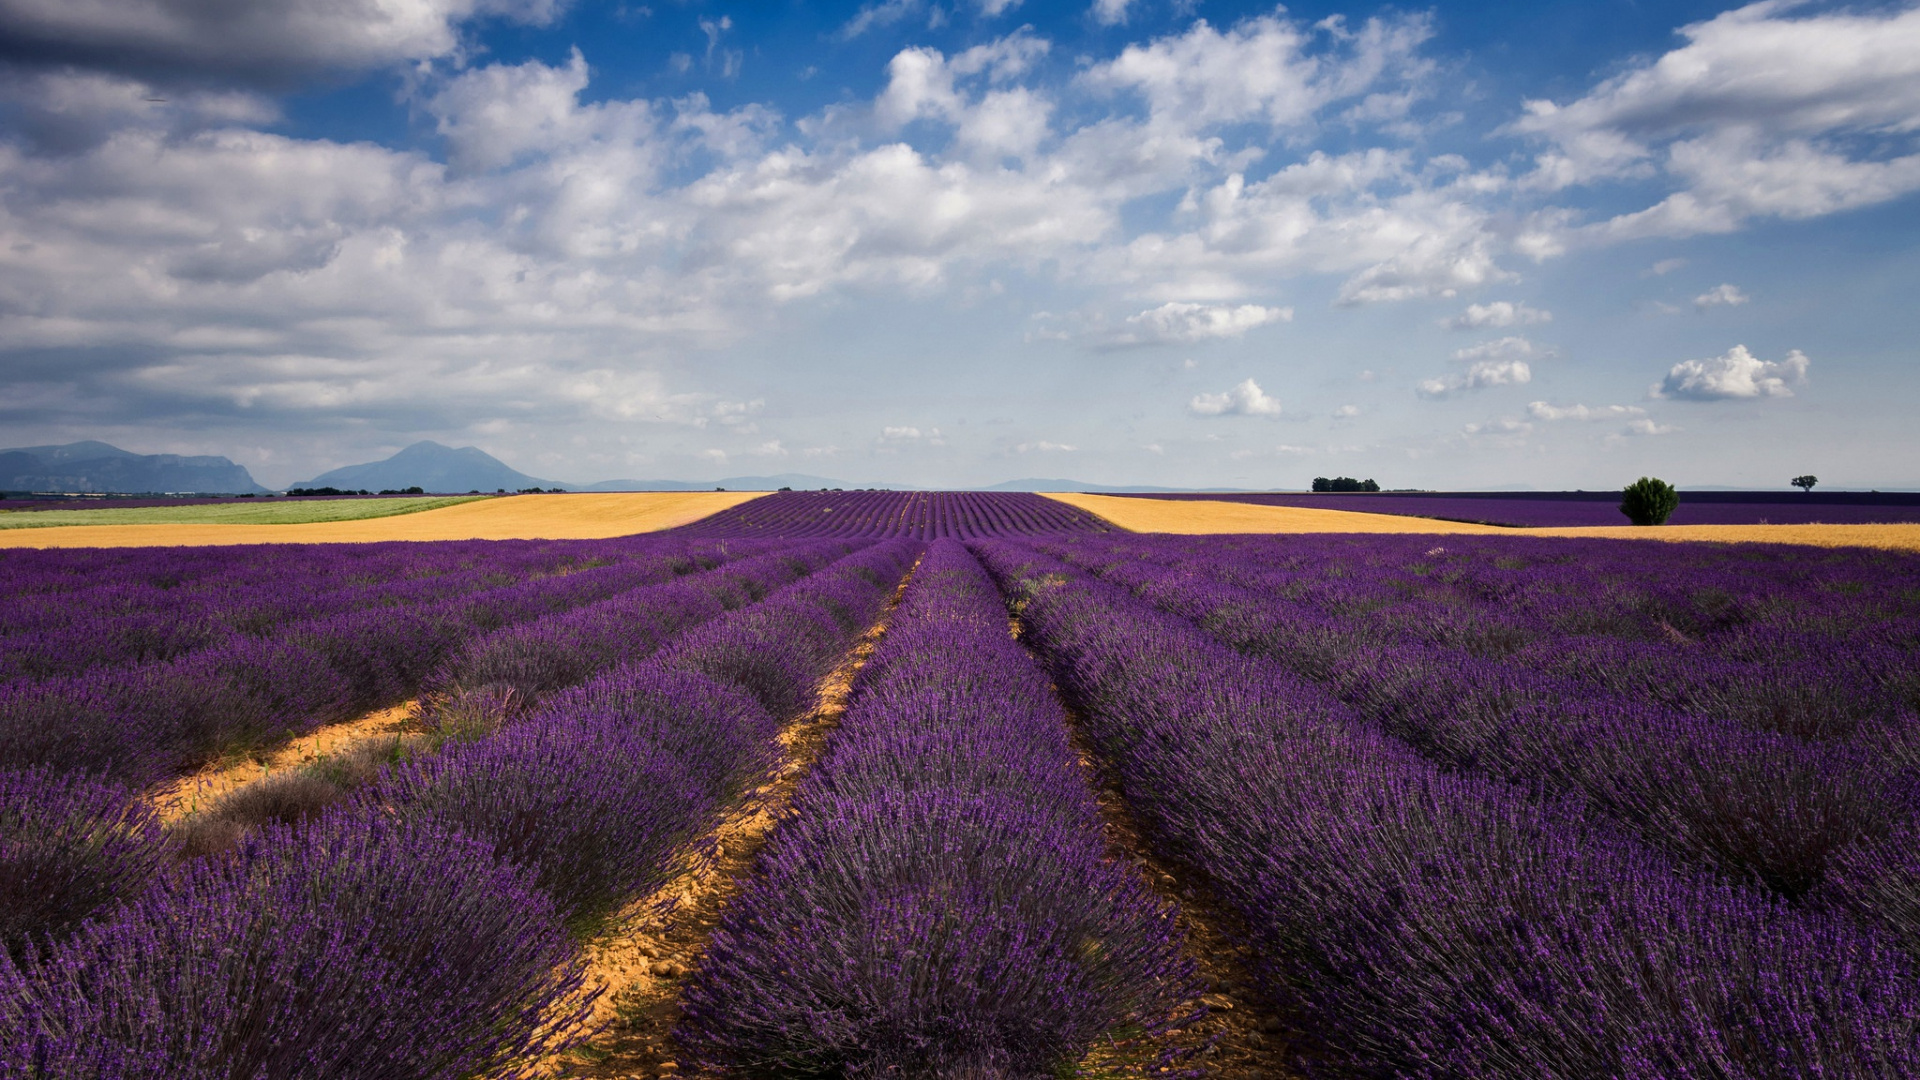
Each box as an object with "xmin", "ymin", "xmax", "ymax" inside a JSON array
[
  {"xmin": 0, "ymin": 492, "xmax": 767, "ymax": 548},
  {"xmin": 1042, "ymin": 492, "xmax": 1920, "ymax": 552}
]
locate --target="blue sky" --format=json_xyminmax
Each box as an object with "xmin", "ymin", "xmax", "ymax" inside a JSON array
[{"xmin": 0, "ymin": 0, "xmax": 1915, "ymax": 489}]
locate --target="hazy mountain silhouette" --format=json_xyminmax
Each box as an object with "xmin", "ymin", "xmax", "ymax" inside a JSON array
[{"xmin": 0, "ymin": 441, "xmax": 269, "ymax": 494}]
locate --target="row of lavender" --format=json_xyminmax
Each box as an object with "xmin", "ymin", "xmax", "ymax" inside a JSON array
[
  {"xmin": 1, "ymin": 542, "xmax": 917, "ymax": 1075},
  {"xmin": 977, "ymin": 539, "xmax": 1919, "ymax": 1077},
  {"xmin": 1076, "ymin": 531, "xmax": 1919, "ymax": 733},
  {"xmin": 1122, "ymin": 491, "xmax": 1920, "ymax": 526},
  {"xmin": 675, "ymin": 490, "xmax": 1113, "ymax": 539},
  {"xmin": 1032, "ymin": 534, "xmax": 1920, "ymax": 919},
  {"xmin": 2, "ymin": 539, "xmax": 860, "ymax": 958},
  {"xmin": 679, "ymin": 540, "xmax": 1193, "ymax": 1074},
  {"xmin": 0, "ymin": 537, "xmax": 685, "ymax": 684},
  {"xmin": 0, "ymin": 537, "xmax": 766, "ymax": 783}
]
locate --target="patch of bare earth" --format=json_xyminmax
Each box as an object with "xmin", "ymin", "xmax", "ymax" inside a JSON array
[
  {"xmin": 536, "ymin": 563, "xmax": 918, "ymax": 1080},
  {"xmin": 1006, "ymin": 616, "xmax": 1309, "ymax": 1080},
  {"xmin": 146, "ymin": 701, "xmax": 416, "ymax": 824}
]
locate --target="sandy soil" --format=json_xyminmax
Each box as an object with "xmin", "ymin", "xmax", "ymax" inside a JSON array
[
  {"xmin": 0, "ymin": 492, "xmax": 765, "ymax": 549},
  {"xmin": 147, "ymin": 701, "xmax": 415, "ymax": 823},
  {"xmin": 538, "ymin": 563, "xmax": 918, "ymax": 1080},
  {"xmin": 1047, "ymin": 493, "xmax": 1920, "ymax": 552},
  {"xmin": 1022, "ymin": 608, "xmax": 1303, "ymax": 1080}
]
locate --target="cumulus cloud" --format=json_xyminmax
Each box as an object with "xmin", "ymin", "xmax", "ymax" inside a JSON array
[
  {"xmin": 0, "ymin": 7, "xmax": 1538, "ymax": 460},
  {"xmin": 1443, "ymin": 300, "xmax": 1551, "ymax": 330},
  {"xmin": 1417, "ymin": 339, "xmax": 1542, "ymax": 399},
  {"xmin": 1527, "ymin": 401, "xmax": 1647, "ymax": 422},
  {"xmin": 1692, "ymin": 283, "xmax": 1748, "ymax": 310},
  {"xmin": 1189, "ymin": 378, "xmax": 1282, "ymax": 417},
  {"xmin": 880, "ymin": 425, "xmax": 945, "ymax": 445},
  {"xmin": 1511, "ymin": 2, "xmax": 1920, "ymax": 238},
  {"xmin": 1083, "ymin": 11, "xmax": 1433, "ymax": 132},
  {"xmin": 1451, "ymin": 336, "xmax": 1548, "ymax": 363},
  {"xmin": 1622, "ymin": 418, "xmax": 1679, "ymax": 436},
  {"xmin": 1116, "ymin": 301, "xmax": 1291, "ymax": 345},
  {"xmin": 1015, "ymin": 439, "xmax": 1077, "ymax": 452},
  {"xmin": 0, "ymin": 0, "xmax": 562, "ymax": 81},
  {"xmin": 1658, "ymin": 344, "xmax": 1808, "ymax": 400},
  {"xmin": 1463, "ymin": 418, "xmax": 1532, "ymax": 436}
]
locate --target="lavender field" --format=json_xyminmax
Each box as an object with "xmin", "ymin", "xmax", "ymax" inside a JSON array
[
  {"xmin": 1127, "ymin": 490, "xmax": 1920, "ymax": 527},
  {"xmin": 4, "ymin": 492, "xmax": 1919, "ymax": 1077}
]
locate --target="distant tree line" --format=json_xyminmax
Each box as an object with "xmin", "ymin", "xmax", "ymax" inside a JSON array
[
  {"xmin": 1312, "ymin": 476, "xmax": 1381, "ymax": 493},
  {"xmin": 284, "ymin": 486, "xmax": 429, "ymax": 496}
]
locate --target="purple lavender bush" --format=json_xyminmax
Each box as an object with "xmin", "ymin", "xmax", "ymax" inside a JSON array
[
  {"xmin": 375, "ymin": 670, "xmax": 777, "ymax": 926},
  {"xmin": 975, "ymin": 540, "xmax": 1919, "ymax": 1078},
  {"xmin": 1046, "ymin": 534, "xmax": 1918, "ymax": 898},
  {"xmin": 679, "ymin": 541, "xmax": 1193, "ymax": 1076},
  {"xmin": 412, "ymin": 542, "xmax": 851, "ymax": 730},
  {"xmin": 0, "ymin": 810, "xmax": 589, "ymax": 1079},
  {"xmin": 0, "ymin": 768, "xmax": 169, "ymax": 960},
  {"xmin": 655, "ymin": 541, "xmax": 916, "ymax": 718}
]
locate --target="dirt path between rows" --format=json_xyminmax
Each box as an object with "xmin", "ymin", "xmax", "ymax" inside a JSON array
[
  {"xmin": 1008, "ymin": 614, "xmax": 1308, "ymax": 1080},
  {"xmin": 538, "ymin": 562, "xmax": 918, "ymax": 1080},
  {"xmin": 146, "ymin": 701, "xmax": 416, "ymax": 823}
]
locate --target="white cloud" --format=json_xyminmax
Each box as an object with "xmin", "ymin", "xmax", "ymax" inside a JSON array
[
  {"xmin": 1090, "ymin": 0, "xmax": 1131, "ymax": 27},
  {"xmin": 1646, "ymin": 257, "xmax": 1687, "ymax": 276},
  {"xmin": 1527, "ymin": 401, "xmax": 1647, "ymax": 422},
  {"xmin": 1692, "ymin": 283, "xmax": 1749, "ymax": 310},
  {"xmin": 1332, "ymin": 404, "xmax": 1359, "ymax": 418},
  {"xmin": 1443, "ymin": 300, "xmax": 1551, "ymax": 330},
  {"xmin": 978, "ymin": 0, "xmax": 1022, "ymax": 15},
  {"xmin": 1189, "ymin": 377, "xmax": 1282, "ymax": 417},
  {"xmin": 1117, "ymin": 301, "xmax": 1291, "ymax": 345},
  {"xmin": 1015, "ymin": 439, "xmax": 1077, "ymax": 452},
  {"xmin": 1512, "ymin": 2, "xmax": 1920, "ymax": 238},
  {"xmin": 1418, "ymin": 341, "xmax": 1539, "ymax": 398},
  {"xmin": 1658, "ymin": 344, "xmax": 1808, "ymax": 400},
  {"xmin": 1463, "ymin": 418, "xmax": 1532, "ymax": 436},
  {"xmin": 840, "ymin": 0, "xmax": 921, "ymax": 40},
  {"xmin": 1451, "ymin": 336, "xmax": 1548, "ymax": 363},
  {"xmin": 1622, "ymin": 418, "xmax": 1679, "ymax": 436},
  {"xmin": 1083, "ymin": 12, "xmax": 1433, "ymax": 132},
  {"xmin": 878, "ymin": 425, "xmax": 945, "ymax": 445}
]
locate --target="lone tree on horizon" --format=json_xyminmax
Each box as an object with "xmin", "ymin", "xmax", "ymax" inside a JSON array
[
  {"xmin": 1620, "ymin": 476, "xmax": 1679, "ymax": 526},
  {"xmin": 1793, "ymin": 474, "xmax": 1818, "ymax": 492}
]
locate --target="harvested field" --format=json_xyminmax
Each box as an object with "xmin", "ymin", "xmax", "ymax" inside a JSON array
[
  {"xmin": 0, "ymin": 491, "xmax": 765, "ymax": 548},
  {"xmin": 1046, "ymin": 492, "xmax": 1920, "ymax": 551},
  {"xmin": 0, "ymin": 495, "xmax": 485, "ymax": 530}
]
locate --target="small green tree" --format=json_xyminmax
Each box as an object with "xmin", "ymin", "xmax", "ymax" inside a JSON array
[
  {"xmin": 1792, "ymin": 474, "xmax": 1818, "ymax": 492},
  {"xmin": 1620, "ymin": 476, "xmax": 1679, "ymax": 526}
]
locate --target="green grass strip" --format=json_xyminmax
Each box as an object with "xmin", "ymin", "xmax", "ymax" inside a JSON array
[{"xmin": 0, "ymin": 496, "xmax": 491, "ymax": 529}]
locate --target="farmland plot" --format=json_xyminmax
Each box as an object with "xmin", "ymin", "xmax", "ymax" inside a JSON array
[
  {"xmin": 1, "ymin": 543, "xmax": 918, "ymax": 1074},
  {"xmin": 5, "ymin": 491, "xmax": 1919, "ymax": 1078}
]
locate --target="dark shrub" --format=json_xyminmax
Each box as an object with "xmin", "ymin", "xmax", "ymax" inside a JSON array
[{"xmin": 1620, "ymin": 475, "xmax": 1679, "ymax": 526}]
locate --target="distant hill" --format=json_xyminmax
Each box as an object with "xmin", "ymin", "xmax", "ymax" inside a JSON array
[
  {"xmin": 980, "ymin": 478, "xmax": 1256, "ymax": 493},
  {"xmin": 0, "ymin": 441, "xmax": 269, "ymax": 494},
  {"xmin": 584, "ymin": 473, "xmax": 902, "ymax": 492},
  {"xmin": 289, "ymin": 441, "xmax": 566, "ymax": 493}
]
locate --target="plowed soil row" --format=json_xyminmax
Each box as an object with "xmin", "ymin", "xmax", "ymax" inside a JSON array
[
  {"xmin": 1008, "ymin": 615, "xmax": 1306, "ymax": 1080},
  {"xmin": 147, "ymin": 701, "xmax": 416, "ymax": 823},
  {"xmin": 543, "ymin": 559, "xmax": 920, "ymax": 1079}
]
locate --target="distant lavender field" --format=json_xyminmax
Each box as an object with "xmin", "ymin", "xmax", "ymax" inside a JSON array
[{"xmin": 1121, "ymin": 491, "xmax": 1920, "ymax": 527}]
